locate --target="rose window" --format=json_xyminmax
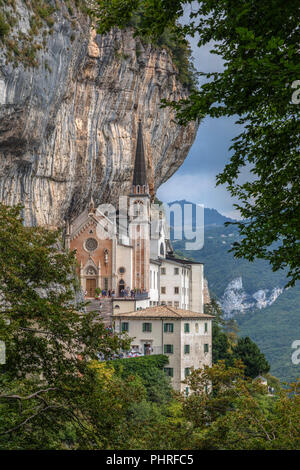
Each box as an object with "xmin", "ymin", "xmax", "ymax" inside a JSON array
[{"xmin": 85, "ymin": 238, "xmax": 98, "ymax": 252}]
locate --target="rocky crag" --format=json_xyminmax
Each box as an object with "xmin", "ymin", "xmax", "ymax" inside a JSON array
[{"xmin": 0, "ymin": 0, "xmax": 197, "ymax": 227}]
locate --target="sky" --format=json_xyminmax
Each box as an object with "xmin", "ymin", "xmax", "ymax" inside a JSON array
[{"xmin": 157, "ymin": 14, "xmax": 244, "ymax": 219}]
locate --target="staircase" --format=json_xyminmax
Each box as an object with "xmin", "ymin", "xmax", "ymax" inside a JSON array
[{"xmin": 85, "ymin": 298, "xmax": 113, "ymax": 326}]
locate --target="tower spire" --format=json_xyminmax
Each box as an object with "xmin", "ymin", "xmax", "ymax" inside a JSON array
[{"xmin": 132, "ymin": 120, "xmax": 148, "ymax": 194}]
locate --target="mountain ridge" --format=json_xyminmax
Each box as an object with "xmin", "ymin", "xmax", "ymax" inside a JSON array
[{"xmin": 168, "ymin": 201, "xmax": 299, "ymax": 382}]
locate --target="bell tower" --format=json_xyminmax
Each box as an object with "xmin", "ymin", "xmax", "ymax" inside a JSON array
[{"xmin": 129, "ymin": 120, "xmax": 150, "ymax": 293}]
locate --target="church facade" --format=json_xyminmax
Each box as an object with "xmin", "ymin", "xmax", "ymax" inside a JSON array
[{"xmin": 67, "ymin": 121, "xmax": 207, "ymax": 322}]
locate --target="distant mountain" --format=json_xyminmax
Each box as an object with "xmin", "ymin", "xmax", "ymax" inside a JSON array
[
  {"xmin": 167, "ymin": 200, "xmax": 236, "ymax": 227},
  {"xmin": 171, "ymin": 206, "xmax": 300, "ymax": 383}
]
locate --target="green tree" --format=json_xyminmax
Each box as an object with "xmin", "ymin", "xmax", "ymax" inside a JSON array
[
  {"xmin": 0, "ymin": 204, "xmax": 129, "ymax": 449},
  {"xmin": 183, "ymin": 361, "xmax": 300, "ymax": 450},
  {"xmin": 110, "ymin": 355, "xmax": 172, "ymax": 404},
  {"xmin": 232, "ymin": 336, "xmax": 270, "ymax": 378},
  {"xmin": 212, "ymin": 323, "xmax": 231, "ymax": 364},
  {"xmin": 91, "ymin": 0, "xmax": 300, "ymax": 287}
]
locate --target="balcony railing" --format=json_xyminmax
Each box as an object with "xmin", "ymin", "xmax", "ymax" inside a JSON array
[{"xmin": 114, "ymin": 291, "xmax": 149, "ymax": 300}]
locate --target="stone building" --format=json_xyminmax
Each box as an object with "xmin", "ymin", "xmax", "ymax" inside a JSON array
[
  {"xmin": 67, "ymin": 121, "xmax": 207, "ymax": 324},
  {"xmin": 113, "ymin": 305, "xmax": 214, "ymax": 393}
]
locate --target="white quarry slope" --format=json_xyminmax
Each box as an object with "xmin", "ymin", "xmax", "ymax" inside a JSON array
[{"xmin": 220, "ymin": 276, "xmax": 284, "ymax": 318}]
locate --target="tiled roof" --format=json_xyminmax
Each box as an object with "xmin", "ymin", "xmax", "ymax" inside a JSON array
[
  {"xmin": 113, "ymin": 305, "xmax": 214, "ymax": 319},
  {"xmin": 165, "ymin": 255, "xmax": 203, "ymax": 265}
]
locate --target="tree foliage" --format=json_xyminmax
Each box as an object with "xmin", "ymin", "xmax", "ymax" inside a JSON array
[
  {"xmin": 90, "ymin": 0, "xmax": 198, "ymax": 90},
  {"xmin": 91, "ymin": 0, "xmax": 300, "ymax": 287},
  {"xmin": 233, "ymin": 336, "xmax": 270, "ymax": 378},
  {"xmin": 0, "ymin": 204, "xmax": 129, "ymax": 449},
  {"xmin": 207, "ymin": 298, "xmax": 270, "ymax": 378},
  {"xmin": 183, "ymin": 361, "xmax": 300, "ymax": 450}
]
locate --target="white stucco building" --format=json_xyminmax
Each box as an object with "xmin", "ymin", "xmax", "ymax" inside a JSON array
[
  {"xmin": 68, "ymin": 121, "xmax": 208, "ymax": 323},
  {"xmin": 113, "ymin": 305, "xmax": 214, "ymax": 393}
]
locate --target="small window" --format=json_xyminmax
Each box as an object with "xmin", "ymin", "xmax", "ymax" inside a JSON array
[
  {"xmin": 204, "ymin": 343, "xmax": 209, "ymax": 353},
  {"xmin": 164, "ymin": 367, "xmax": 173, "ymax": 377},
  {"xmin": 195, "ymin": 323, "xmax": 199, "ymax": 333},
  {"xmin": 167, "ymin": 301, "xmax": 173, "ymax": 306},
  {"xmin": 164, "ymin": 344, "xmax": 174, "ymax": 354},
  {"xmin": 142, "ymin": 323, "xmax": 152, "ymax": 332},
  {"xmin": 174, "ymin": 301, "xmax": 179, "ymax": 308},
  {"xmin": 174, "ymin": 287, "xmax": 179, "ymax": 294},
  {"xmin": 184, "ymin": 323, "xmax": 190, "ymax": 333},
  {"xmin": 205, "ymin": 322, "xmax": 208, "ymax": 333},
  {"xmin": 161, "ymin": 286, "xmax": 166, "ymax": 294},
  {"xmin": 184, "ymin": 344, "xmax": 190, "ymax": 354},
  {"xmin": 161, "ymin": 267, "xmax": 166, "ymax": 275},
  {"xmin": 174, "ymin": 267, "xmax": 179, "ymax": 275},
  {"xmin": 185, "ymin": 387, "xmax": 189, "ymax": 397},
  {"xmin": 164, "ymin": 323, "xmax": 174, "ymax": 333},
  {"xmin": 119, "ymin": 267, "xmax": 126, "ymax": 274},
  {"xmin": 121, "ymin": 322, "xmax": 129, "ymax": 332},
  {"xmin": 184, "ymin": 368, "xmax": 190, "ymax": 377}
]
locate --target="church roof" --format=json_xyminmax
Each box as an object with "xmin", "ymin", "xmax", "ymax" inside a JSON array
[
  {"xmin": 113, "ymin": 305, "xmax": 214, "ymax": 319},
  {"xmin": 132, "ymin": 120, "xmax": 147, "ymax": 186}
]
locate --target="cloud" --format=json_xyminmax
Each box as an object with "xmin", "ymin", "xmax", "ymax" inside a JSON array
[
  {"xmin": 158, "ymin": 5, "xmax": 250, "ymax": 218},
  {"xmin": 157, "ymin": 172, "xmax": 242, "ymax": 219}
]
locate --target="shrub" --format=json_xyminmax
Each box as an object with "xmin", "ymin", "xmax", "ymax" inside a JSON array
[{"xmin": 0, "ymin": 14, "xmax": 10, "ymax": 39}]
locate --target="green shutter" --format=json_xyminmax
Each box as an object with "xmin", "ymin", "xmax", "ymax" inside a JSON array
[
  {"xmin": 164, "ymin": 344, "xmax": 173, "ymax": 354},
  {"xmin": 204, "ymin": 343, "xmax": 209, "ymax": 353},
  {"xmin": 121, "ymin": 322, "xmax": 128, "ymax": 332},
  {"xmin": 164, "ymin": 323, "xmax": 174, "ymax": 333},
  {"xmin": 164, "ymin": 367, "xmax": 173, "ymax": 377},
  {"xmin": 143, "ymin": 323, "xmax": 152, "ymax": 332},
  {"xmin": 205, "ymin": 322, "xmax": 208, "ymax": 333},
  {"xmin": 184, "ymin": 344, "xmax": 190, "ymax": 354},
  {"xmin": 184, "ymin": 323, "xmax": 190, "ymax": 333}
]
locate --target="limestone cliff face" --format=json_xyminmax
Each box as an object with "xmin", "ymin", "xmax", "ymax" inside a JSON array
[{"xmin": 0, "ymin": 1, "xmax": 197, "ymax": 227}]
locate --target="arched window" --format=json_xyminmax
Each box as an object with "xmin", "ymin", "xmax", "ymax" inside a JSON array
[{"xmin": 85, "ymin": 238, "xmax": 98, "ymax": 252}]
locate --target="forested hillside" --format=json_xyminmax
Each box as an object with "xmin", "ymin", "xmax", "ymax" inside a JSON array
[{"xmin": 170, "ymin": 202, "xmax": 300, "ymax": 383}]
